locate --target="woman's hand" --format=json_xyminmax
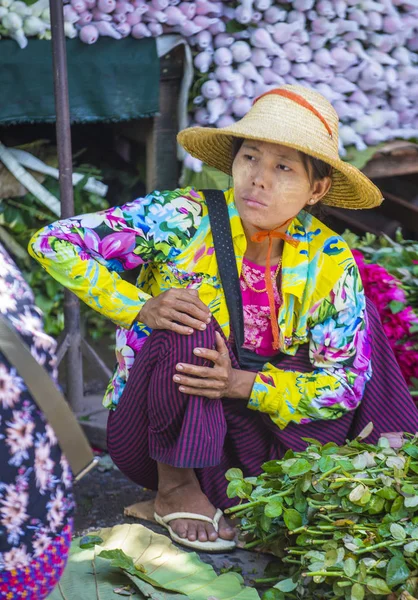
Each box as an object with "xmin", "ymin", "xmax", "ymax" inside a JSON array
[
  {"xmin": 173, "ymin": 332, "xmax": 256, "ymax": 400},
  {"xmin": 138, "ymin": 288, "xmax": 211, "ymax": 335}
]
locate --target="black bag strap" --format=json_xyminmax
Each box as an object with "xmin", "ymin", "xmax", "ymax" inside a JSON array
[
  {"xmin": 203, "ymin": 189, "xmax": 244, "ymax": 359},
  {"xmin": 0, "ymin": 314, "xmax": 98, "ymax": 481}
]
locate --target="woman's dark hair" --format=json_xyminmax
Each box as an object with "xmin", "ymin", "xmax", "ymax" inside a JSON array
[{"xmin": 230, "ymin": 137, "xmax": 332, "ymax": 186}]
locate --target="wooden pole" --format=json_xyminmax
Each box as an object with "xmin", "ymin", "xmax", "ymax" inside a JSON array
[{"xmin": 49, "ymin": 0, "xmax": 84, "ymax": 411}]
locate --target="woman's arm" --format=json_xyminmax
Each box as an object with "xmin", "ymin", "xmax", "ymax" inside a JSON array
[
  {"xmin": 247, "ymin": 264, "xmax": 372, "ymax": 429},
  {"xmin": 28, "ymin": 189, "xmax": 202, "ymax": 330}
]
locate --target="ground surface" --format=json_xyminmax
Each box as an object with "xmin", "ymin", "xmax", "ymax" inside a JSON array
[{"xmin": 73, "ymin": 456, "xmax": 272, "ymax": 592}]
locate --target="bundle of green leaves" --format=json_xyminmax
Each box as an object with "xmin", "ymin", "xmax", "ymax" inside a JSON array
[{"xmin": 225, "ymin": 428, "xmax": 418, "ymax": 600}]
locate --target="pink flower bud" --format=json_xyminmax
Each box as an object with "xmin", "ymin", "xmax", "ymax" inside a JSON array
[
  {"xmin": 179, "ymin": 1, "xmax": 196, "ymax": 19},
  {"xmin": 231, "ymin": 40, "xmax": 252, "ymax": 63},
  {"xmin": 219, "ymin": 81, "xmax": 235, "ymax": 100},
  {"xmin": 144, "ymin": 6, "xmax": 167, "ymax": 22},
  {"xmin": 251, "ymin": 48, "xmax": 271, "ymax": 68},
  {"xmin": 92, "ymin": 8, "xmax": 112, "ymax": 20},
  {"xmin": 116, "ymin": 21, "xmax": 131, "ymax": 35},
  {"xmin": 92, "ymin": 19, "xmax": 122, "ymax": 37},
  {"xmin": 194, "ymin": 107, "xmax": 210, "ymax": 125},
  {"xmin": 201, "ymin": 79, "xmax": 221, "ymax": 99},
  {"xmin": 71, "ymin": 0, "xmax": 87, "ymax": 13},
  {"xmin": 63, "ymin": 5, "xmax": 79, "ymax": 22},
  {"xmin": 195, "ymin": 0, "xmax": 222, "ymax": 16},
  {"xmin": 126, "ymin": 8, "xmax": 142, "ymax": 25},
  {"xmin": 113, "ymin": 12, "xmax": 126, "ymax": 23},
  {"xmin": 217, "ymin": 115, "xmax": 235, "ymax": 128},
  {"xmin": 195, "ymin": 30, "xmax": 212, "ymax": 49},
  {"xmin": 77, "ymin": 10, "xmax": 93, "ymax": 25},
  {"xmin": 209, "ymin": 20, "xmax": 225, "ymax": 34},
  {"xmin": 214, "ymin": 65, "xmax": 234, "ymax": 81},
  {"xmin": 151, "ymin": 0, "xmax": 168, "ymax": 9},
  {"xmin": 97, "ymin": 0, "xmax": 116, "ymax": 13},
  {"xmin": 79, "ymin": 23, "xmax": 99, "ymax": 43},
  {"xmin": 115, "ymin": 1, "xmax": 134, "ymax": 12},
  {"xmin": 194, "ymin": 51, "xmax": 213, "ymax": 73},
  {"xmin": 231, "ymin": 96, "xmax": 251, "ymax": 118},
  {"xmin": 164, "ymin": 5, "xmax": 186, "ymax": 25},
  {"xmin": 207, "ymin": 97, "xmax": 227, "ymax": 124},
  {"xmin": 214, "ymin": 32, "xmax": 233, "ymax": 47},
  {"xmin": 131, "ymin": 21, "xmax": 151, "ymax": 37},
  {"xmin": 133, "ymin": 0, "xmax": 149, "ymax": 12},
  {"xmin": 148, "ymin": 21, "xmax": 162, "ymax": 35},
  {"xmin": 194, "ymin": 15, "xmax": 218, "ymax": 28},
  {"xmin": 213, "ymin": 47, "xmax": 233, "ymax": 67}
]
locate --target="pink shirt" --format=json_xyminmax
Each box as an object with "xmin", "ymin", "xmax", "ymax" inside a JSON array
[{"xmin": 240, "ymin": 257, "xmax": 282, "ymax": 357}]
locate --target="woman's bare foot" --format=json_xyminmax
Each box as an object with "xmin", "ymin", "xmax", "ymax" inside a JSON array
[{"xmin": 155, "ymin": 464, "xmax": 236, "ymax": 544}]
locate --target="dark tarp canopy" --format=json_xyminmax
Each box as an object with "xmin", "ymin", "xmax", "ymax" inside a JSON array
[{"xmin": 0, "ymin": 37, "xmax": 160, "ymax": 125}]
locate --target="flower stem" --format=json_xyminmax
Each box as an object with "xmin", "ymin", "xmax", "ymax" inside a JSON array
[
  {"xmin": 244, "ymin": 532, "xmax": 277, "ymax": 549},
  {"xmin": 313, "ymin": 466, "xmax": 341, "ymax": 484},
  {"xmin": 302, "ymin": 571, "xmax": 343, "ymax": 577},
  {"xmin": 253, "ymin": 577, "xmax": 280, "ymax": 584},
  {"xmin": 354, "ymin": 540, "xmax": 404, "ymax": 554}
]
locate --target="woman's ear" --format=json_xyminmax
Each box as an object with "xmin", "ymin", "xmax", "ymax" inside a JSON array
[{"xmin": 311, "ymin": 176, "xmax": 332, "ymax": 203}]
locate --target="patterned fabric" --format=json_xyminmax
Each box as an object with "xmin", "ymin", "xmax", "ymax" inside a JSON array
[
  {"xmin": 107, "ymin": 303, "xmax": 418, "ymax": 511},
  {"xmin": 240, "ymin": 258, "xmax": 281, "ymax": 356},
  {"xmin": 0, "ymin": 524, "xmax": 72, "ymax": 600},
  {"xmin": 29, "ymin": 187, "xmax": 371, "ymax": 428},
  {"xmin": 0, "ymin": 243, "xmax": 74, "ymax": 597}
]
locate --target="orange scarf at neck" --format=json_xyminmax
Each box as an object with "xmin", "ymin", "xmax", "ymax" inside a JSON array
[{"xmin": 250, "ymin": 220, "xmax": 299, "ymax": 350}]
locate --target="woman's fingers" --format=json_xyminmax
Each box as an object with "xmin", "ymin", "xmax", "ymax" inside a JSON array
[
  {"xmin": 177, "ymin": 293, "xmax": 211, "ymax": 320},
  {"xmin": 215, "ymin": 331, "xmax": 229, "ymax": 355},
  {"xmin": 174, "ymin": 374, "xmax": 224, "ymax": 389},
  {"xmin": 193, "ymin": 347, "xmax": 219, "ymax": 362},
  {"xmin": 175, "ymin": 385, "xmax": 223, "ymax": 399},
  {"xmin": 193, "ymin": 334, "xmax": 229, "ymax": 364},
  {"xmin": 167, "ymin": 309, "xmax": 208, "ymax": 331},
  {"xmin": 165, "ymin": 320, "xmax": 195, "ymax": 335},
  {"xmin": 175, "ymin": 301, "xmax": 211, "ymax": 326},
  {"xmin": 175, "ymin": 363, "xmax": 216, "ymax": 378}
]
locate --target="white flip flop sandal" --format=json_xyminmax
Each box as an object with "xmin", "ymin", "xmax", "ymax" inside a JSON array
[{"xmin": 154, "ymin": 508, "xmax": 236, "ymax": 552}]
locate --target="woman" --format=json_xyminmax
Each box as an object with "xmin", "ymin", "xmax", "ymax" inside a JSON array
[
  {"xmin": 0, "ymin": 243, "xmax": 74, "ymax": 598},
  {"xmin": 29, "ymin": 85, "xmax": 418, "ymax": 552}
]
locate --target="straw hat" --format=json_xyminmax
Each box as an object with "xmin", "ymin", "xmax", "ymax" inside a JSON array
[{"xmin": 178, "ymin": 84, "xmax": 383, "ymax": 210}]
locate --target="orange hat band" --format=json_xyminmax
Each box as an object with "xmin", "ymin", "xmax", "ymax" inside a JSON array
[{"xmin": 254, "ymin": 89, "xmax": 333, "ymax": 139}]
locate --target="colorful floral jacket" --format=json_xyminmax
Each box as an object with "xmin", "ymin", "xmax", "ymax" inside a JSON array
[{"xmin": 28, "ymin": 187, "xmax": 372, "ymax": 429}]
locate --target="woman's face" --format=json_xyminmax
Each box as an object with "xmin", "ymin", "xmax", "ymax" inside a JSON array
[{"xmin": 232, "ymin": 140, "xmax": 331, "ymax": 232}]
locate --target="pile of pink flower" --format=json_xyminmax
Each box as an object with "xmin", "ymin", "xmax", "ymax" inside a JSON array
[{"xmin": 353, "ymin": 249, "xmax": 418, "ymax": 399}]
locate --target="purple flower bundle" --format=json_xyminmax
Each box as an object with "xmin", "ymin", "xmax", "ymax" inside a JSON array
[{"xmin": 353, "ymin": 249, "xmax": 418, "ymax": 399}]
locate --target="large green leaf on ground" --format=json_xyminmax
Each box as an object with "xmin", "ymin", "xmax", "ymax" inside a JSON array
[
  {"xmin": 50, "ymin": 545, "xmax": 138, "ymax": 599},
  {"xmin": 50, "ymin": 524, "xmax": 260, "ymax": 600}
]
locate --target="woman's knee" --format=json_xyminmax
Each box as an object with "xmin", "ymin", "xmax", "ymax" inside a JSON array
[{"xmin": 148, "ymin": 320, "xmax": 219, "ymax": 366}]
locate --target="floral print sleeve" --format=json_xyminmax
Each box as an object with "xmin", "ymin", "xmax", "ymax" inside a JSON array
[
  {"xmin": 28, "ymin": 188, "xmax": 203, "ymax": 330},
  {"xmin": 248, "ymin": 264, "xmax": 372, "ymax": 429}
]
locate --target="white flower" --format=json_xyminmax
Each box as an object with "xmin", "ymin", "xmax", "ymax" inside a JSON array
[
  {"xmin": 32, "ymin": 530, "xmax": 52, "ymax": 557},
  {"xmin": 5, "ymin": 410, "xmax": 35, "ymax": 458},
  {"xmin": 0, "ymin": 483, "xmax": 29, "ymax": 544},
  {"xmin": 1, "ymin": 544, "xmax": 30, "ymax": 570},
  {"xmin": 35, "ymin": 440, "xmax": 54, "ymax": 493},
  {"xmin": 0, "ymin": 260, "xmax": 10, "ymax": 278},
  {"xmin": 47, "ymin": 487, "xmax": 65, "ymax": 532},
  {"xmin": 0, "ymin": 365, "xmax": 24, "ymax": 410},
  {"xmin": 60, "ymin": 455, "xmax": 73, "ymax": 489},
  {"xmin": 10, "ymin": 307, "xmax": 43, "ymax": 337},
  {"xmin": 45, "ymin": 423, "xmax": 58, "ymax": 446},
  {"xmin": 0, "ymin": 292, "xmax": 17, "ymax": 314}
]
